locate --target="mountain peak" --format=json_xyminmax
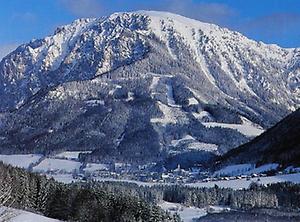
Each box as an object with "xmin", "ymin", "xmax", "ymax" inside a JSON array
[{"xmin": 0, "ymin": 10, "xmax": 299, "ymax": 114}]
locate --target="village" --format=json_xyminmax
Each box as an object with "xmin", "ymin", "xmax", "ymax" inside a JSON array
[
  {"xmin": 1, "ymin": 152, "xmax": 299, "ymax": 186},
  {"xmin": 71, "ymin": 161, "xmax": 278, "ymax": 184}
]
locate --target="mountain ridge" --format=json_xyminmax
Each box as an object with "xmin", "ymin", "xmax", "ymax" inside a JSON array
[
  {"xmin": 1, "ymin": 11, "xmax": 298, "ymax": 116},
  {"xmin": 0, "ymin": 11, "xmax": 299, "ymax": 165}
]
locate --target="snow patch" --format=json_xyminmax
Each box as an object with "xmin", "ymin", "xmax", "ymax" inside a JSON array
[{"xmin": 188, "ymin": 97, "xmax": 198, "ymax": 105}]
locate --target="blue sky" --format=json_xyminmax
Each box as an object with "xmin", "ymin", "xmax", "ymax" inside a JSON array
[{"xmin": 1, "ymin": 0, "xmax": 300, "ymax": 58}]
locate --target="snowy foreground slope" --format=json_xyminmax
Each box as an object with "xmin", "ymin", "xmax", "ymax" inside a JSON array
[
  {"xmin": 0, "ymin": 207, "xmax": 61, "ymax": 222},
  {"xmin": 0, "ymin": 11, "xmax": 299, "ymax": 164}
]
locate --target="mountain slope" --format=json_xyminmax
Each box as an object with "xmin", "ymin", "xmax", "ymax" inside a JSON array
[
  {"xmin": 219, "ymin": 109, "xmax": 300, "ymax": 167},
  {"xmin": 0, "ymin": 11, "xmax": 299, "ymax": 165}
]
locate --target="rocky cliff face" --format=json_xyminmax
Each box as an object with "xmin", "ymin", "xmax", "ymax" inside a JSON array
[{"xmin": 0, "ymin": 11, "xmax": 299, "ymax": 165}]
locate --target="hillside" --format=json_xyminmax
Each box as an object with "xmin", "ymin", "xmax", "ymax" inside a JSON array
[{"xmin": 218, "ymin": 109, "xmax": 300, "ymax": 167}]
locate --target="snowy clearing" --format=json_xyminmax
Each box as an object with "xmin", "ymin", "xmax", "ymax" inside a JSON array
[
  {"xmin": 202, "ymin": 117, "xmax": 264, "ymax": 137},
  {"xmin": 171, "ymin": 135, "xmax": 218, "ymax": 152},
  {"xmin": 159, "ymin": 201, "xmax": 207, "ymax": 222},
  {"xmin": 0, "ymin": 154, "xmax": 43, "ymax": 169}
]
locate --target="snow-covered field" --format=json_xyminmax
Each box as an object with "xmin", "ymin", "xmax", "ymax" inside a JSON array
[
  {"xmin": 83, "ymin": 163, "xmax": 109, "ymax": 173},
  {"xmin": 213, "ymin": 163, "xmax": 280, "ymax": 177},
  {"xmin": 0, "ymin": 154, "xmax": 42, "ymax": 169},
  {"xmin": 33, "ymin": 158, "xmax": 81, "ymax": 173},
  {"xmin": 0, "ymin": 207, "xmax": 61, "ymax": 222},
  {"xmin": 213, "ymin": 164, "xmax": 254, "ymax": 177},
  {"xmin": 159, "ymin": 201, "xmax": 207, "ymax": 222}
]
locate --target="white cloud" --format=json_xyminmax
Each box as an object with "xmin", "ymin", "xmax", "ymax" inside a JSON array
[
  {"xmin": 57, "ymin": 0, "xmax": 236, "ymax": 25},
  {"xmin": 11, "ymin": 12, "xmax": 37, "ymax": 23},
  {"xmin": 0, "ymin": 43, "xmax": 19, "ymax": 60},
  {"xmin": 60, "ymin": 0, "xmax": 102, "ymax": 17},
  {"xmin": 164, "ymin": 0, "xmax": 236, "ymax": 26}
]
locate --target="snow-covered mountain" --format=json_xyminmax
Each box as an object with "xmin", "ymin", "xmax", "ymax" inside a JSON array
[{"xmin": 0, "ymin": 11, "xmax": 299, "ymax": 166}]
